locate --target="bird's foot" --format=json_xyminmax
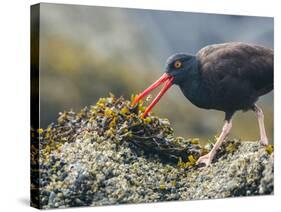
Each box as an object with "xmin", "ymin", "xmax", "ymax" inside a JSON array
[
  {"xmin": 196, "ymin": 152, "xmax": 215, "ymax": 167},
  {"xmin": 259, "ymin": 137, "xmax": 269, "ymax": 146}
]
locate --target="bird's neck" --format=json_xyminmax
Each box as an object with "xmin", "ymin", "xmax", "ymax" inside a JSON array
[{"xmin": 178, "ymin": 62, "xmax": 211, "ymax": 108}]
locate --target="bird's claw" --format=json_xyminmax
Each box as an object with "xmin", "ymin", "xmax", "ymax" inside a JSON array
[
  {"xmin": 196, "ymin": 152, "xmax": 214, "ymax": 167},
  {"xmin": 259, "ymin": 138, "xmax": 269, "ymax": 146}
]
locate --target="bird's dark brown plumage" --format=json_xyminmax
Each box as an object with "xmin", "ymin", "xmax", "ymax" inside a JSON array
[
  {"xmin": 132, "ymin": 42, "xmax": 273, "ymax": 165},
  {"xmin": 194, "ymin": 42, "xmax": 273, "ymax": 114}
]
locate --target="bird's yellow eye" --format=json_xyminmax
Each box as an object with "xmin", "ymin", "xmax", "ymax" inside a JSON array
[{"xmin": 174, "ymin": 60, "xmax": 182, "ymax": 69}]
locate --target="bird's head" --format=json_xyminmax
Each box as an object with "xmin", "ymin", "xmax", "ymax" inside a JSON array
[
  {"xmin": 131, "ymin": 53, "xmax": 197, "ymax": 117},
  {"xmin": 165, "ymin": 53, "xmax": 196, "ymax": 84}
]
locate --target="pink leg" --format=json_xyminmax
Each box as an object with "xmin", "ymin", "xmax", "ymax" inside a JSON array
[
  {"xmin": 253, "ymin": 104, "xmax": 268, "ymax": 145},
  {"xmin": 197, "ymin": 119, "xmax": 232, "ymax": 166}
]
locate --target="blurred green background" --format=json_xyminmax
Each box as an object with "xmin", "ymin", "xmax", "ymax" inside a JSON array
[{"xmin": 38, "ymin": 3, "xmax": 273, "ymax": 143}]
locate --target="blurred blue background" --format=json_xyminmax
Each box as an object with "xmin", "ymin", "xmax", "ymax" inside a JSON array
[{"xmin": 38, "ymin": 3, "xmax": 273, "ymax": 143}]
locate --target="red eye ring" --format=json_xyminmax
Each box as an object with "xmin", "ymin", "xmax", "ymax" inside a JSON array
[{"xmin": 174, "ymin": 60, "xmax": 182, "ymax": 69}]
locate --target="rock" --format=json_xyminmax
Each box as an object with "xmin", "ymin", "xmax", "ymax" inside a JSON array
[
  {"xmin": 32, "ymin": 94, "xmax": 274, "ymax": 209},
  {"xmin": 259, "ymin": 153, "xmax": 274, "ymax": 194}
]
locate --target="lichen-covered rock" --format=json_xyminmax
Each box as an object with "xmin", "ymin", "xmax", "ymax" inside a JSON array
[
  {"xmin": 181, "ymin": 142, "xmax": 273, "ymax": 200},
  {"xmin": 31, "ymin": 94, "xmax": 274, "ymax": 209}
]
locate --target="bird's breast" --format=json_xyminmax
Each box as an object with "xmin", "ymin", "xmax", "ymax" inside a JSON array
[{"xmin": 179, "ymin": 80, "xmax": 213, "ymax": 110}]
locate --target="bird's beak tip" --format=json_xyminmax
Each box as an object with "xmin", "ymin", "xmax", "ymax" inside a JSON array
[
  {"xmin": 130, "ymin": 99, "xmax": 136, "ymax": 107},
  {"xmin": 130, "ymin": 94, "xmax": 140, "ymax": 107},
  {"xmin": 132, "ymin": 73, "xmax": 174, "ymax": 116}
]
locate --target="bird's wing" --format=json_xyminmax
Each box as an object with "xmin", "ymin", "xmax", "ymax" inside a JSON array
[{"xmin": 197, "ymin": 42, "xmax": 273, "ymax": 95}]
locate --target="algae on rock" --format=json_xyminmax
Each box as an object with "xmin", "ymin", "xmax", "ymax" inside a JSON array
[{"xmin": 31, "ymin": 94, "xmax": 274, "ymax": 209}]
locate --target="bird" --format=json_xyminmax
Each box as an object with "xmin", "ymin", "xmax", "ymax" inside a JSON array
[{"xmin": 131, "ymin": 42, "xmax": 273, "ymax": 166}]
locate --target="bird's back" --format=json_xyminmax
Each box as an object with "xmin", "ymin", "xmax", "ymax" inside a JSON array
[{"xmin": 196, "ymin": 42, "xmax": 273, "ymax": 111}]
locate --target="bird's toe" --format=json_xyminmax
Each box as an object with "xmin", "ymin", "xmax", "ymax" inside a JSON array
[
  {"xmin": 196, "ymin": 153, "xmax": 213, "ymax": 167},
  {"xmin": 259, "ymin": 138, "xmax": 269, "ymax": 146}
]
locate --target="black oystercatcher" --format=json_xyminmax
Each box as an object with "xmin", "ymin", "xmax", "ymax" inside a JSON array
[{"xmin": 132, "ymin": 42, "xmax": 273, "ymax": 166}]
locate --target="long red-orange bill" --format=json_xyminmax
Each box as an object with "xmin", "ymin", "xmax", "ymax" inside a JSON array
[{"xmin": 131, "ymin": 73, "xmax": 174, "ymax": 118}]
